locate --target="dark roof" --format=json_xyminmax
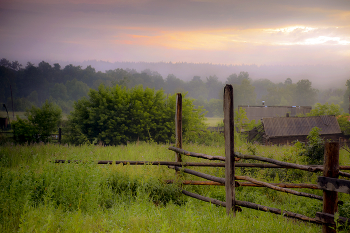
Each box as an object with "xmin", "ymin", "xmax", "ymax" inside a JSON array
[{"xmin": 262, "ymin": 115, "xmax": 341, "ymax": 137}]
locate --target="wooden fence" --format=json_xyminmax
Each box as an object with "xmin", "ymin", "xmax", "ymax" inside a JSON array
[
  {"xmin": 56, "ymin": 85, "xmax": 350, "ymax": 232},
  {"xmin": 167, "ymin": 85, "xmax": 350, "ymax": 233}
]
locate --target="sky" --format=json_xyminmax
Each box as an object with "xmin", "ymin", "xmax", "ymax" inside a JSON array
[{"xmin": 0, "ymin": 0, "xmax": 350, "ymax": 66}]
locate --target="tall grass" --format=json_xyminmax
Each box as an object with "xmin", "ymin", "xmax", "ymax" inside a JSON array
[{"xmin": 1, "ymin": 142, "xmax": 349, "ymax": 232}]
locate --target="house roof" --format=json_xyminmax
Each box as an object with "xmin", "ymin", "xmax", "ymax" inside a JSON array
[{"xmin": 262, "ymin": 115, "xmax": 341, "ymax": 137}]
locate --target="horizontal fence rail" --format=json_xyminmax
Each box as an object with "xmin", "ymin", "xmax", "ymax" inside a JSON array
[
  {"xmin": 54, "ymin": 159, "xmax": 350, "ymax": 170},
  {"xmin": 165, "ymin": 180, "xmax": 320, "ymax": 189},
  {"xmin": 317, "ymin": 176, "xmax": 350, "ymax": 194},
  {"xmin": 181, "ymin": 189, "xmax": 321, "ymax": 224}
]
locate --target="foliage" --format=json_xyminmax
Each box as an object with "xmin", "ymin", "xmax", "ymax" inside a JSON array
[
  {"xmin": 294, "ymin": 79, "xmax": 318, "ymax": 106},
  {"xmin": 234, "ymin": 107, "xmax": 250, "ymax": 133},
  {"xmin": 305, "ymin": 102, "xmax": 350, "ymax": 135},
  {"xmin": 337, "ymin": 114, "xmax": 350, "ymax": 135},
  {"xmin": 341, "ymin": 79, "xmax": 350, "ymax": 111},
  {"xmin": 307, "ymin": 102, "xmax": 343, "ymax": 116},
  {"xmin": 12, "ymin": 101, "xmax": 62, "ymax": 144},
  {"xmin": 297, "ymin": 127, "xmax": 324, "ymax": 165},
  {"xmin": 66, "ymin": 84, "xmax": 206, "ymax": 145}
]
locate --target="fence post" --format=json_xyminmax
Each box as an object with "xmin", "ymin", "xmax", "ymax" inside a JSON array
[
  {"xmin": 322, "ymin": 142, "xmax": 339, "ymax": 233},
  {"xmin": 58, "ymin": 127, "xmax": 62, "ymax": 144},
  {"xmin": 175, "ymin": 93, "xmax": 182, "ymax": 162},
  {"xmin": 224, "ymin": 84, "xmax": 235, "ymax": 216}
]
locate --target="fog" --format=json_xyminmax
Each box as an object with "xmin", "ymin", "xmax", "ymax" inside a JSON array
[{"xmin": 55, "ymin": 60, "xmax": 349, "ymax": 90}]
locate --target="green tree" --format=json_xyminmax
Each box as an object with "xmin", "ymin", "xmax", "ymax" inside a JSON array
[
  {"xmin": 66, "ymin": 79, "xmax": 90, "ymax": 101},
  {"xmin": 233, "ymin": 79, "xmax": 256, "ymax": 106},
  {"xmin": 298, "ymin": 127, "xmax": 324, "ymax": 165},
  {"xmin": 307, "ymin": 103, "xmax": 343, "ymax": 116},
  {"xmin": 294, "ymin": 79, "xmax": 318, "ymax": 106},
  {"xmin": 12, "ymin": 101, "xmax": 62, "ymax": 144},
  {"xmin": 66, "ymin": 84, "xmax": 205, "ymax": 145},
  {"xmin": 341, "ymin": 79, "xmax": 350, "ymax": 112},
  {"xmin": 50, "ymin": 83, "xmax": 68, "ymax": 100}
]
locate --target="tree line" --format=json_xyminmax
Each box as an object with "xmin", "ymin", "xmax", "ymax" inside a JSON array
[{"xmin": 1, "ymin": 58, "xmax": 349, "ymax": 118}]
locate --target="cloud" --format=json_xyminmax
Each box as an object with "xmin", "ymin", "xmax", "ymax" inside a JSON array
[{"xmin": 0, "ymin": 0, "xmax": 349, "ymax": 65}]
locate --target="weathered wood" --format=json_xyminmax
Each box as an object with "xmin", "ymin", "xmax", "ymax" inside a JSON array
[
  {"xmin": 224, "ymin": 84, "xmax": 235, "ymax": 216},
  {"xmin": 235, "ymin": 200, "xmax": 320, "ymax": 224},
  {"xmin": 55, "ymin": 160, "xmax": 225, "ymax": 166},
  {"xmin": 239, "ymin": 182, "xmax": 320, "ymax": 189},
  {"xmin": 168, "ymin": 147, "xmax": 227, "ymax": 161},
  {"xmin": 164, "ymin": 180, "xmax": 319, "ymax": 189},
  {"xmin": 235, "ymin": 175, "xmax": 323, "ymax": 200},
  {"xmin": 235, "ymin": 152, "xmax": 323, "ymax": 172},
  {"xmin": 318, "ymin": 176, "xmax": 350, "ymax": 194},
  {"xmin": 322, "ymin": 142, "xmax": 339, "ymax": 233},
  {"xmin": 182, "ymin": 189, "xmax": 226, "ymax": 207},
  {"xmin": 316, "ymin": 212, "xmax": 350, "ymax": 225},
  {"xmin": 339, "ymin": 171, "xmax": 350, "ymax": 178},
  {"xmin": 175, "ymin": 93, "xmax": 182, "ymax": 163},
  {"xmin": 164, "ymin": 180, "xmax": 240, "ymax": 187},
  {"xmin": 168, "ymin": 166, "xmax": 225, "ymax": 184},
  {"xmin": 181, "ymin": 189, "xmax": 320, "ymax": 224},
  {"xmin": 53, "ymin": 160, "xmax": 350, "ymax": 170}
]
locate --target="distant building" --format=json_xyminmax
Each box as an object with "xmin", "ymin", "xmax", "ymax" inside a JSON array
[
  {"xmin": 239, "ymin": 105, "xmax": 312, "ymax": 123},
  {"xmin": 247, "ymin": 115, "xmax": 344, "ymax": 145},
  {"xmin": 0, "ymin": 117, "xmax": 8, "ymax": 130}
]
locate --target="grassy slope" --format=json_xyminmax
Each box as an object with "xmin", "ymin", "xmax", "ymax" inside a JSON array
[{"xmin": 1, "ymin": 142, "xmax": 349, "ymax": 232}]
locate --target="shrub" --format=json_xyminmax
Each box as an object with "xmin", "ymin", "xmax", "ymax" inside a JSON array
[
  {"xmin": 298, "ymin": 127, "xmax": 324, "ymax": 164},
  {"xmin": 66, "ymin": 84, "xmax": 206, "ymax": 145},
  {"xmin": 12, "ymin": 101, "xmax": 62, "ymax": 144}
]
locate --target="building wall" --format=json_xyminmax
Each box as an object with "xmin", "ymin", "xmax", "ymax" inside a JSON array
[
  {"xmin": 265, "ymin": 133, "xmax": 344, "ymax": 145},
  {"xmin": 239, "ymin": 106, "xmax": 312, "ymax": 122}
]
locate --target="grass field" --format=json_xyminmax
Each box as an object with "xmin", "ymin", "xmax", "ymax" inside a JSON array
[
  {"xmin": 204, "ymin": 117, "xmax": 223, "ymax": 127},
  {"xmin": 0, "ymin": 142, "xmax": 349, "ymax": 232}
]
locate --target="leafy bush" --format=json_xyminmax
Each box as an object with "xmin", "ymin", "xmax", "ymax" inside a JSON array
[
  {"xmin": 297, "ymin": 127, "xmax": 324, "ymax": 164},
  {"xmin": 12, "ymin": 101, "xmax": 62, "ymax": 144},
  {"xmin": 307, "ymin": 102, "xmax": 343, "ymax": 117},
  {"xmin": 66, "ymin": 84, "xmax": 206, "ymax": 145}
]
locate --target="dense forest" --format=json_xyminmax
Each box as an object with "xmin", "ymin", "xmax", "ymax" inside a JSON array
[{"xmin": 0, "ymin": 58, "xmax": 349, "ymax": 117}]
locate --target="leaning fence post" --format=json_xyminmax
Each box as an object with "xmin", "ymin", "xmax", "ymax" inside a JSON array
[
  {"xmin": 322, "ymin": 142, "xmax": 339, "ymax": 233},
  {"xmin": 175, "ymin": 93, "xmax": 182, "ymax": 162},
  {"xmin": 224, "ymin": 84, "xmax": 235, "ymax": 216}
]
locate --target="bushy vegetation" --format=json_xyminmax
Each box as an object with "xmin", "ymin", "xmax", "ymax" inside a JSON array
[
  {"xmin": 1, "ymin": 142, "xmax": 349, "ymax": 232},
  {"xmin": 65, "ymin": 84, "xmax": 206, "ymax": 145},
  {"xmin": 295, "ymin": 127, "xmax": 325, "ymax": 165},
  {"xmin": 12, "ymin": 101, "xmax": 62, "ymax": 144}
]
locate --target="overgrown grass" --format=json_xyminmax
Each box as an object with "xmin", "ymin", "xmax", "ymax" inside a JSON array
[
  {"xmin": 1, "ymin": 142, "xmax": 349, "ymax": 232},
  {"xmin": 204, "ymin": 117, "xmax": 223, "ymax": 127}
]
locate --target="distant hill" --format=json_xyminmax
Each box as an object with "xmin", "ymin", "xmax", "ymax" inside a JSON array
[{"xmin": 74, "ymin": 61, "xmax": 349, "ymax": 89}]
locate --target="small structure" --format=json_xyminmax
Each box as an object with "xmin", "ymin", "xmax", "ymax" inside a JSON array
[
  {"xmin": 0, "ymin": 117, "xmax": 8, "ymax": 130},
  {"xmin": 247, "ymin": 115, "xmax": 343, "ymax": 145},
  {"xmin": 239, "ymin": 105, "xmax": 312, "ymax": 123}
]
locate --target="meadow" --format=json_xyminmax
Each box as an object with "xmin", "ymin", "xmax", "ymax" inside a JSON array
[
  {"xmin": 204, "ymin": 117, "xmax": 223, "ymax": 127},
  {"xmin": 1, "ymin": 141, "xmax": 350, "ymax": 232}
]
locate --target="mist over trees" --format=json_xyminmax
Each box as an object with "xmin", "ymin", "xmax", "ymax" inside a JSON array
[{"xmin": 1, "ymin": 58, "xmax": 349, "ymax": 118}]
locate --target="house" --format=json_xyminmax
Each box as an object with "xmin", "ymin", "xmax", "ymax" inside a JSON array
[
  {"xmin": 238, "ymin": 105, "xmax": 312, "ymax": 123},
  {"xmin": 247, "ymin": 115, "xmax": 344, "ymax": 145}
]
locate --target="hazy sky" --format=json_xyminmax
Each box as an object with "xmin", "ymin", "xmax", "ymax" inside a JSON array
[{"xmin": 1, "ymin": 0, "xmax": 350, "ymax": 66}]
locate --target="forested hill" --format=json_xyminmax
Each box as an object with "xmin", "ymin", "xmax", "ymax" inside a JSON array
[
  {"xmin": 0, "ymin": 58, "xmax": 349, "ymax": 117},
  {"xmin": 77, "ymin": 60, "xmax": 349, "ymax": 89}
]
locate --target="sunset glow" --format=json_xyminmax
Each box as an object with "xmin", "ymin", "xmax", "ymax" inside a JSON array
[{"xmin": 0, "ymin": 0, "xmax": 349, "ymax": 65}]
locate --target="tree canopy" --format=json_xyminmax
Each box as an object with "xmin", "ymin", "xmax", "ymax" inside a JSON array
[{"xmin": 66, "ymin": 84, "xmax": 206, "ymax": 145}]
